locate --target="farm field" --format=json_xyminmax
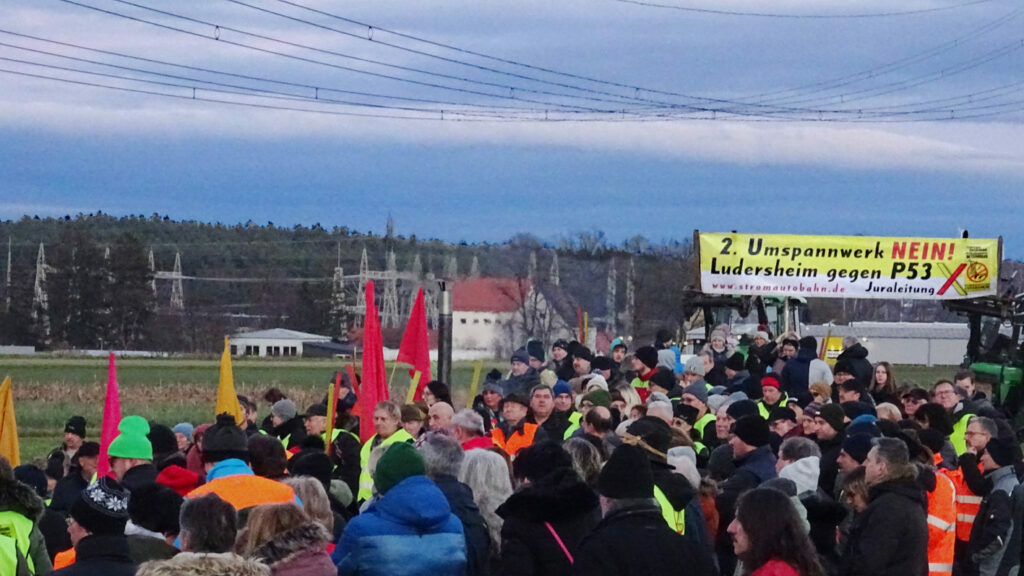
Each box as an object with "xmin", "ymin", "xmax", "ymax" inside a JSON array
[{"xmin": 0, "ymin": 356, "xmax": 956, "ymax": 462}]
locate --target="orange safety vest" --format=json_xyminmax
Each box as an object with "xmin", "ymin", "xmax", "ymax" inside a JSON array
[
  {"xmin": 187, "ymin": 473, "xmax": 295, "ymax": 511},
  {"xmin": 491, "ymin": 422, "xmax": 538, "ymax": 457},
  {"xmin": 950, "ymin": 460, "xmax": 984, "ymax": 542},
  {"xmin": 53, "ymin": 548, "xmax": 75, "ymax": 570},
  {"xmin": 928, "ymin": 455, "xmax": 957, "ymax": 576}
]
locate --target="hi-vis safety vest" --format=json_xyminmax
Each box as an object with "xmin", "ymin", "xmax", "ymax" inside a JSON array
[
  {"xmin": 492, "ymin": 423, "xmax": 539, "ymax": 458},
  {"xmin": 694, "ymin": 413, "xmax": 716, "ymax": 440},
  {"xmin": 927, "ymin": 459, "xmax": 957, "ymax": 576},
  {"xmin": 757, "ymin": 395, "xmax": 789, "ymax": 419},
  {"xmin": 563, "ymin": 412, "xmax": 583, "ymax": 440},
  {"xmin": 0, "ymin": 534, "xmax": 19, "ymax": 576},
  {"xmin": 654, "ymin": 486, "xmax": 685, "ymax": 534},
  {"xmin": 951, "ymin": 461, "xmax": 984, "ymax": 542},
  {"xmin": 0, "ymin": 511, "xmax": 35, "ymax": 574},
  {"xmin": 358, "ymin": 428, "xmax": 416, "ymax": 502},
  {"xmin": 950, "ymin": 413, "xmax": 972, "ymax": 456}
]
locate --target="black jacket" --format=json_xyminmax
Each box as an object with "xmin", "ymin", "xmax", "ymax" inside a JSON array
[
  {"xmin": 434, "ymin": 474, "xmax": 491, "ymax": 576},
  {"xmin": 841, "ymin": 477, "xmax": 928, "ymax": 576},
  {"xmin": 572, "ymin": 501, "xmax": 715, "ymax": 576},
  {"xmin": 40, "ymin": 507, "xmax": 72, "ymax": 561},
  {"xmin": 495, "ymin": 468, "xmax": 600, "ymax": 576},
  {"xmin": 817, "ymin": 432, "xmax": 845, "ymax": 496},
  {"xmin": 328, "ymin": 429, "xmax": 362, "ymax": 501},
  {"xmin": 780, "ymin": 347, "xmax": 818, "ymax": 402},
  {"xmin": 649, "ymin": 460, "xmax": 709, "ymax": 549},
  {"xmin": 837, "ymin": 344, "xmax": 873, "ymax": 389},
  {"xmin": 53, "ymin": 533, "xmax": 137, "ymax": 576},
  {"xmin": 715, "ymin": 445, "xmax": 778, "ymax": 576},
  {"xmin": 49, "ymin": 471, "xmax": 89, "ymax": 513},
  {"xmin": 273, "ymin": 417, "xmax": 308, "ymax": 450}
]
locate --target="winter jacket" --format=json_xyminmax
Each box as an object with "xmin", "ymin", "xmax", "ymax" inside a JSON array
[
  {"xmin": 800, "ymin": 488, "xmax": 847, "ymax": 574},
  {"xmin": 716, "ymin": 444, "xmax": 778, "ymax": 576},
  {"xmin": 745, "ymin": 341, "xmax": 778, "ymax": 383},
  {"xmin": 49, "ymin": 472, "xmax": 89, "ymax": 514},
  {"xmin": 52, "ymin": 533, "xmax": 136, "ymax": 576},
  {"xmin": 571, "ymin": 500, "xmax": 715, "ymax": 576},
  {"xmin": 841, "ymin": 477, "xmax": 928, "ymax": 576},
  {"xmin": 817, "ymin": 432, "xmax": 845, "ymax": 496},
  {"xmin": 751, "ymin": 559, "xmax": 802, "ymax": 576},
  {"xmin": 970, "ymin": 466, "xmax": 1019, "ymax": 576},
  {"xmin": 137, "ymin": 552, "xmax": 270, "ymax": 576},
  {"xmin": 0, "ymin": 474, "xmax": 54, "ymax": 574},
  {"xmin": 272, "ymin": 417, "xmax": 308, "ymax": 450},
  {"xmin": 40, "ymin": 506, "xmax": 72, "ymax": 561},
  {"xmin": 472, "ymin": 396, "xmax": 504, "ymax": 434},
  {"xmin": 333, "ymin": 475, "xmax": 466, "ymax": 576},
  {"xmin": 185, "ymin": 459, "xmax": 297, "ymax": 518},
  {"xmin": 329, "ymin": 428, "xmax": 363, "ymax": 502},
  {"xmin": 127, "ymin": 532, "xmax": 179, "ymax": 564},
  {"xmin": 501, "ymin": 369, "xmax": 541, "ymax": 399},
  {"xmin": 495, "ymin": 468, "xmax": 600, "ymax": 576},
  {"xmin": 836, "ymin": 344, "xmax": 873, "ymax": 389},
  {"xmin": 781, "ymin": 348, "xmax": 833, "ymax": 403},
  {"xmin": 779, "ymin": 456, "xmax": 821, "ymax": 497},
  {"xmin": 434, "ymin": 475, "xmax": 491, "ymax": 576},
  {"xmin": 726, "ymin": 370, "xmax": 752, "ymax": 396},
  {"xmin": 249, "ymin": 521, "xmax": 335, "ymax": 576}
]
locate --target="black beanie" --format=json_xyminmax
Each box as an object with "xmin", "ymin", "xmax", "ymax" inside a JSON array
[
  {"xmin": 841, "ymin": 401, "xmax": 876, "ymax": 421},
  {"xmin": 512, "ymin": 442, "xmax": 572, "ymax": 483},
  {"xmin": 70, "ymin": 477, "xmax": 130, "ymax": 535},
  {"xmin": 655, "ymin": 329, "xmax": 674, "ymax": 348},
  {"xmin": 733, "ymin": 416, "xmax": 771, "ymax": 448},
  {"xmin": 13, "ymin": 465, "xmax": 47, "ymax": 499},
  {"xmin": 798, "ymin": 336, "xmax": 817, "ymax": 351},
  {"xmin": 127, "ymin": 483, "xmax": 183, "ymax": 535},
  {"xmin": 202, "ymin": 414, "xmax": 250, "ymax": 463},
  {"xmin": 592, "ymin": 356, "xmax": 616, "ymax": 371},
  {"xmin": 65, "ymin": 416, "xmax": 86, "ymax": 438},
  {"xmin": 818, "ymin": 404, "xmax": 846, "ymax": 433},
  {"xmin": 833, "ymin": 359, "xmax": 855, "ymax": 376},
  {"xmin": 527, "ymin": 341, "xmax": 545, "ymax": 362},
  {"xmin": 727, "ymin": 400, "xmax": 760, "ymax": 421},
  {"xmin": 635, "ymin": 346, "xmax": 659, "ymax": 370},
  {"xmin": 289, "ymin": 450, "xmax": 334, "ymax": 493},
  {"xmin": 574, "ymin": 346, "xmax": 594, "ymax": 363},
  {"xmin": 986, "ymin": 436, "xmax": 1017, "ymax": 467},
  {"xmin": 650, "ymin": 369, "xmax": 676, "ymax": 392},
  {"xmin": 599, "ymin": 445, "xmax": 654, "ymax": 498},
  {"xmin": 148, "ymin": 424, "xmax": 179, "ymax": 459},
  {"xmin": 626, "ymin": 416, "xmax": 672, "ymax": 455},
  {"xmin": 725, "ymin": 353, "xmax": 746, "ymax": 372}
]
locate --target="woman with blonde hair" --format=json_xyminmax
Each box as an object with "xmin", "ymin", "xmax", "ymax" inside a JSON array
[
  {"xmin": 236, "ymin": 503, "xmax": 335, "ymax": 576},
  {"xmin": 281, "ymin": 476, "xmax": 340, "ymax": 541}
]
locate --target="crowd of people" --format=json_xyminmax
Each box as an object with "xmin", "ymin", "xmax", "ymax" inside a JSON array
[{"xmin": 0, "ymin": 326, "xmax": 1021, "ymax": 576}]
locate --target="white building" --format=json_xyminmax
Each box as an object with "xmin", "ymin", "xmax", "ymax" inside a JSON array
[
  {"xmin": 803, "ymin": 322, "xmax": 969, "ymax": 367},
  {"xmin": 229, "ymin": 328, "xmax": 332, "ymax": 358}
]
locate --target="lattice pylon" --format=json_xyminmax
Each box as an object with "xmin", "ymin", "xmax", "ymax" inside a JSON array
[
  {"xmin": 170, "ymin": 251, "xmax": 184, "ymax": 310},
  {"xmin": 606, "ymin": 258, "xmax": 617, "ymax": 334},
  {"xmin": 528, "ymin": 251, "xmax": 537, "ymax": 282},
  {"xmin": 469, "ymin": 255, "xmax": 480, "ymax": 278},
  {"xmin": 424, "ymin": 273, "xmax": 439, "ymax": 329},
  {"xmin": 444, "ymin": 254, "xmax": 458, "ymax": 280},
  {"xmin": 330, "ymin": 266, "xmax": 346, "ymax": 335},
  {"xmin": 550, "ymin": 251, "xmax": 560, "ymax": 286},
  {"xmin": 32, "ymin": 242, "xmax": 50, "ymax": 338},
  {"xmin": 625, "ymin": 258, "xmax": 636, "ymax": 336},
  {"xmin": 381, "ymin": 250, "xmax": 399, "ymax": 328},
  {"xmin": 148, "ymin": 249, "xmax": 158, "ymax": 309},
  {"xmin": 4, "ymin": 237, "xmax": 11, "ymax": 313}
]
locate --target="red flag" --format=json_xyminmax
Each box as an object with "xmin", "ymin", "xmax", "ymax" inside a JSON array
[
  {"xmin": 397, "ymin": 287, "xmax": 432, "ymax": 401},
  {"xmin": 359, "ymin": 281, "xmax": 389, "ymax": 443},
  {"xmin": 98, "ymin": 353, "xmax": 122, "ymax": 478}
]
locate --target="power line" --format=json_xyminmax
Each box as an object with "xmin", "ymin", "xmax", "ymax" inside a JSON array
[{"xmin": 605, "ymin": 0, "xmax": 1000, "ymax": 19}]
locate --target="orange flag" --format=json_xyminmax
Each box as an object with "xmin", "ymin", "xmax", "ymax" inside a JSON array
[
  {"xmin": 216, "ymin": 337, "xmax": 244, "ymax": 424},
  {"xmin": 0, "ymin": 376, "xmax": 20, "ymax": 466}
]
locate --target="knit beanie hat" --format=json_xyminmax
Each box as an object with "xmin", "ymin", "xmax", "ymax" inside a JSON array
[
  {"xmin": 684, "ymin": 356, "xmax": 706, "ymax": 376},
  {"xmin": 725, "ymin": 353, "xmax": 746, "ymax": 372},
  {"xmin": 148, "ymin": 424, "xmax": 179, "ymax": 459},
  {"xmin": 626, "ymin": 416, "xmax": 672, "ymax": 455},
  {"xmin": 582, "ymin": 389, "xmax": 612, "ymax": 408},
  {"xmin": 172, "ymin": 423, "xmax": 194, "ymax": 442},
  {"xmin": 552, "ymin": 339, "xmax": 569, "ymax": 353},
  {"xmin": 511, "ymin": 348, "xmax": 531, "ymax": 365},
  {"xmin": 574, "ymin": 346, "xmax": 594, "ymax": 363},
  {"xmin": 833, "ymin": 359, "xmax": 855, "ymax": 376},
  {"xmin": 818, "ymin": 404, "xmax": 847, "ymax": 433},
  {"xmin": 373, "ymin": 442, "xmax": 425, "ymax": 495},
  {"xmin": 798, "ymin": 336, "xmax": 817, "ymax": 351},
  {"xmin": 650, "ymin": 369, "xmax": 676, "ymax": 393},
  {"xmin": 70, "ymin": 477, "xmax": 130, "ymax": 534},
  {"xmin": 13, "ymin": 465, "xmax": 47, "ymax": 499},
  {"xmin": 657, "ymin": 349, "xmax": 676, "ymax": 371},
  {"xmin": 761, "ymin": 376, "xmax": 781, "ymax": 390},
  {"xmin": 841, "ymin": 401, "xmax": 876, "ymax": 421},
  {"xmin": 583, "ymin": 375, "xmax": 609, "ymax": 392},
  {"xmin": 846, "ymin": 415, "xmax": 881, "ymax": 438},
  {"xmin": 502, "ymin": 393, "xmax": 530, "ymax": 409},
  {"xmin": 733, "ymin": 416, "xmax": 771, "ymax": 448},
  {"xmin": 598, "ymin": 445, "xmax": 654, "ymax": 499},
  {"xmin": 842, "ymin": 435, "xmax": 874, "ymax": 464},
  {"xmin": 65, "ymin": 416, "xmax": 87, "ymax": 438},
  {"xmin": 591, "ymin": 356, "xmax": 616, "ymax": 371},
  {"xmin": 482, "ymin": 381, "xmax": 504, "ymax": 396},
  {"xmin": 635, "ymin": 346, "xmax": 659, "ymax": 370},
  {"xmin": 767, "ymin": 407, "xmax": 797, "ymax": 424},
  {"xmin": 306, "ymin": 403, "xmax": 328, "ymax": 418},
  {"xmin": 552, "ymin": 380, "xmax": 571, "ymax": 398},
  {"xmin": 527, "ymin": 340, "xmax": 545, "ymax": 363},
  {"xmin": 986, "ymin": 436, "xmax": 1017, "ymax": 467},
  {"xmin": 155, "ymin": 464, "xmax": 200, "ymax": 497},
  {"xmin": 202, "ymin": 414, "xmax": 250, "ymax": 463},
  {"xmin": 683, "ymin": 382, "xmax": 709, "ymax": 406},
  {"xmin": 272, "ymin": 399, "xmax": 298, "ymax": 421},
  {"xmin": 128, "ymin": 483, "xmax": 183, "ymax": 535},
  {"xmin": 727, "ymin": 400, "xmax": 760, "ymax": 421},
  {"xmin": 803, "ymin": 402, "xmax": 824, "ymax": 419},
  {"xmin": 108, "ymin": 415, "xmax": 153, "ymax": 460},
  {"xmin": 289, "ymin": 450, "xmax": 334, "ymax": 493}
]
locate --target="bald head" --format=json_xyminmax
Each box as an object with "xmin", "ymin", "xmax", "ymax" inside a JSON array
[{"xmin": 428, "ymin": 402, "xmax": 454, "ymax": 432}]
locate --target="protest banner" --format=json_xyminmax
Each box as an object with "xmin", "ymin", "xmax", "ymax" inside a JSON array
[{"xmin": 697, "ymin": 231, "xmax": 1000, "ymax": 299}]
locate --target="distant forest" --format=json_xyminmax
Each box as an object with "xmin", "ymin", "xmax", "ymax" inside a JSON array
[{"xmin": 0, "ymin": 214, "xmax": 1009, "ymax": 353}]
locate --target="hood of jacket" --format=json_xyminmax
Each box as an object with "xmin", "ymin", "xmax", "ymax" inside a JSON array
[
  {"xmin": 374, "ymin": 475, "xmax": 456, "ymax": 531},
  {"xmin": 839, "ymin": 343, "xmax": 869, "ymax": 360},
  {"xmin": 138, "ymin": 552, "xmax": 271, "ymax": 576},
  {"xmin": 915, "ymin": 463, "xmax": 937, "ymax": 493},
  {"xmin": 869, "ymin": 477, "xmax": 927, "ymax": 509},
  {"xmin": 0, "ymin": 477, "xmax": 44, "ymax": 521},
  {"xmin": 496, "ymin": 467, "xmax": 598, "ymax": 523},
  {"xmin": 794, "ymin": 347, "xmax": 818, "ymax": 362},
  {"xmin": 780, "ymin": 456, "xmax": 821, "ymax": 496},
  {"xmin": 250, "ymin": 521, "xmax": 330, "ymax": 566}
]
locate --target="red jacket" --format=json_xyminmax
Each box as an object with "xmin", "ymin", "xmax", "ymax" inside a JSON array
[
  {"xmin": 461, "ymin": 436, "xmax": 495, "ymax": 451},
  {"xmin": 751, "ymin": 559, "xmax": 801, "ymax": 576}
]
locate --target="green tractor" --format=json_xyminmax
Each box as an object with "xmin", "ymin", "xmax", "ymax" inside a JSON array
[
  {"xmin": 680, "ymin": 290, "xmax": 807, "ymax": 353},
  {"xmin": 943, "ymin": 293, "xmax": 1024, "ymax": 414}
]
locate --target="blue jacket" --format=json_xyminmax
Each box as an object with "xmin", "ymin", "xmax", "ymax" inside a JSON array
[{"xmin": 333, "ymin": 475, "xmax": 466, "ymax": 576}]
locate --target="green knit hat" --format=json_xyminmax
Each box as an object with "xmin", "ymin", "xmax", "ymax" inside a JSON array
[
  {"xmin": 107, "ymin": 415, "xmax": 153, "ymax": 460},
  {"xmin": 372, "ymin": 442, "xmax": 424, "ymax": 495},
  {"xmin": 582, "ymin": 389, "xmax": 612, "ymax": 408}
]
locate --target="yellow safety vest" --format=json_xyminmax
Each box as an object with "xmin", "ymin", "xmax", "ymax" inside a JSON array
[
  {"xmin": 757, "ymin": 396, "xmax": 789, "ymax": 420},
  {"xmin": 694, "ymin": 413, "xmax": 716, "ymax": 439},
  {"xmin": 950, "ymin": 413, "xmax": 971, "ymax": 456},
  {"xmin": 0, "ymin": 511, "xmax": 34, "ymax": 574},
  {"xmin": 357, "ymin": 428, "xmax": 415, "ymax": 502},
  {"xmin": 654, "ymin": 486, "xmax": 686, "ymax": 534},
  {"xmin": 562, "ymin": 412, "xmax": 583, "ymax": 440},
  {"xmin": 0, "ymin": 534, "xmax": 19, "ymax": 576}
]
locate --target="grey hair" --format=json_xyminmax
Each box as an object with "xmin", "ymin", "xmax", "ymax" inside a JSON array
[
  {"xmin": 969, "ymin": 416, "xmax": 998, "ymax": 437},
  {"xmin": 459, "ymin": 448, "xmax": 512, "ymax": 553},
  {"xmin": 871, "ymin": 437, "xmax": 915, "ymax": 481},
  {"xmin": 647, "ymin": 401, "xmax": 673, "ymax": 422},
  {"xmin": 779, "ymin": 437, "xmax": 821, "ymax": 462},
  {"xmin": 452, "ymin": 409, "xmax": 485, "ymax": 435},
  {"xmin": 562, "ymin": 438, "xmax": 602, "ymax": 486},
  {"xmin": 282, "ymin": 476, "xmax": 333, "ymax": 534},
  {"xmin": 419, "ymin": 431, "xmax": 464, "ymax": 478},
  {"xmin": 842, "ymin": 336, "xmax": 860, "ymax": 348},
  {"xmin": 374, "ymin": 400, "xmax": 402, "ymax": 421}
]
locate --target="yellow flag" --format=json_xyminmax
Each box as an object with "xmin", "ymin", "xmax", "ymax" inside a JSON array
[
  {"xmin": 0, "ymin": 377, "xmax": 20, "ymax": 467},
  {"xmin": 216, "ymin": 338, "xmax": 244, "ymax": 425}
]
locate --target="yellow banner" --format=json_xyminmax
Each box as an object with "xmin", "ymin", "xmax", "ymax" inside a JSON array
[{"xmin": 698, "ymin": 232, "xmax": 999, "ymax": 299}]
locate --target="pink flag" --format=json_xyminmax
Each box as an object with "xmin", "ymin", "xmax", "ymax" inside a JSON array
[
  {"xmin": 397, "ymin": 287, "xmax": 432, "ymax": 402},
  {"xmin": 359, "ymin": 281, "xmax": 389, "ymax": 443},
  {"xmin": 97, "ymin": 352, "xmax": 122, "ymax": 478}
]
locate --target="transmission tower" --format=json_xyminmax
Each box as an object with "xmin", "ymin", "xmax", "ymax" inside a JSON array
[
  {"xmin": 528, "ymin": 251, "xmax": 537, "ymax": 283},
  {"xmin": 32, "ymin": 242, "xmax": 50, "ymax": 339},
  {"xmin": 147, "ymin": 249, "xmax": 157, "ymax": 307},
  {"xmin": 354, "ymin": 247, "xmax": 369, "ymax": 326},
  {"xmin": 170, "ymin": 252, "xmax": 185, "ymax": 310},
  {"xmin": 469, "ymin": 255, "xmax": 480, "ymax": 278},
  {"xmin": 4, "ymin": 237, "xmax": 11, "ymax": 313},
  {"xmin": 625, "ymin": 258, "xmax": 636, "ymax": 337},
  {"xmin": 444, "ymin": 254, "xmax": 458, "ymax": 280},
  {"xmin": 381, "ymin": 250, "xmax": 400, "ymax": 328},
  {"xmin": 549, "ymin": 252, "xmax": 560, "ymax": 286},
  {"xmin": 606, "ymin": 259, "xmax": 617, "ymax": 334},
  {"xmin": 424, "ymin": 273, "xmax": 439, "ymax": 328},
  {"xmin": 411, "ymin": 253, "xmax": 423, "ymax": 280}
]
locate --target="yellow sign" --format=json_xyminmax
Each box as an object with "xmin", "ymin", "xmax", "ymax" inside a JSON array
[{"xmin": 698, "ymin": 232, "xmax": 1000, "ymax": 300}]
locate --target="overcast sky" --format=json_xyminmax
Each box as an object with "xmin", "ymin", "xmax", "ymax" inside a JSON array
[{"xmin": 1, "ymin": 0, "xmax": 1022, "ymax": 256}]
